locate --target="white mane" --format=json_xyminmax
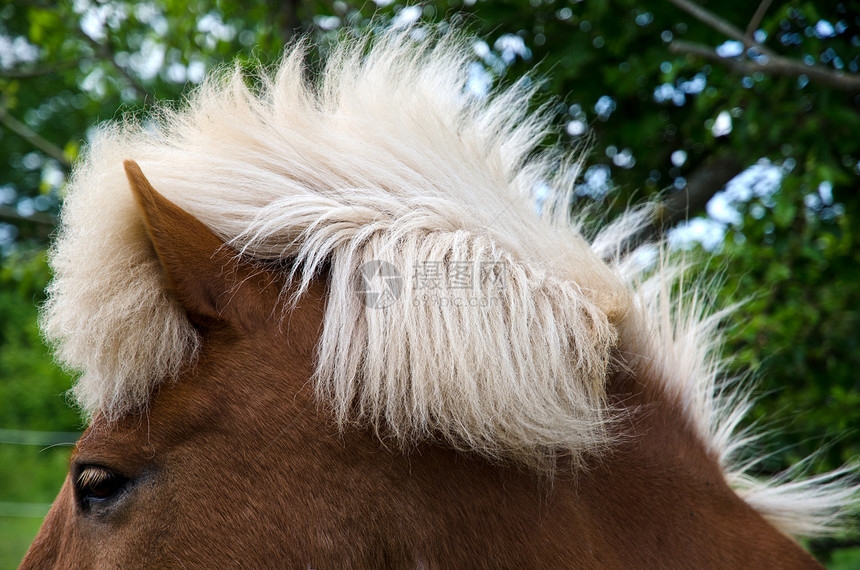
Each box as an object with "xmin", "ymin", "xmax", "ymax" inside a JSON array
[{"xmin": 41, "ymin": 27, "xmax": 857, "ymax": 537}]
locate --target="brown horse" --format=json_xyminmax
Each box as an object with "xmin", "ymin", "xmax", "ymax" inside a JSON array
[{"xmin": 23, "ymin": 29, "xmax": 856, "ymax": 567}]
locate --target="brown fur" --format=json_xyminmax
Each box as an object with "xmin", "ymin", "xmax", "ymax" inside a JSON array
[{"xmin": 22, "ymin": 164, "xmax": 822, "ymax": 568}]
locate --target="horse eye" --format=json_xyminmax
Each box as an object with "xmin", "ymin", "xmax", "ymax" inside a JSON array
[{"xmin": 75, "ymin": 466, "xmax": 130, "ymax": 510}]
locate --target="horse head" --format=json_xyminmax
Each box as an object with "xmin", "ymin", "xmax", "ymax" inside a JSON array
[{"xmin": 23, "ymin": 28, "xmax": 856, "ymax": 568}]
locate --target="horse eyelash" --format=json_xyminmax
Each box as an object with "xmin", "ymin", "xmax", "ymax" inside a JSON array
[{"xmin": 77, "ymin": 466, "xmax": 113, "ymax": 489}]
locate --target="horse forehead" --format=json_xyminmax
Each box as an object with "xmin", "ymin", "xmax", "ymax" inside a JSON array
[
  {"xmin": 76, "ymin": 344, "xmax": 303, "ymax": 453},
  {"xmin": 73, "ymin": 415, "xmax": 157, "ymax": 472},
  {"xmin": 78, "ymin": 370, "xmax": 223, "ymax": 448}
]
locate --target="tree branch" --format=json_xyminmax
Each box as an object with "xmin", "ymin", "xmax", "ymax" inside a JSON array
[
  {"xmin": 669, "ymin": 40, "xmax": 860, "ymax": 92},
  {"xmin": 665, "ymin": 0, "xmax": 756, "ymax": 49},
  {"xmin": 0, "ymin": 107, "xmax": 71, "ymax": 167},
  {"xmin": 745, "ymin": 0, "xmax": 773, "ymax": 47},
  {"xmin": 0, "ymin": 205, "xmax": 57, "ymax": 227},
  {"xmin": 0, "ymin": 60, "xmax": 79, "ymax": 79},
  {"xmin": 664, "ymin": 0, "xmax": 860, "ymax": 92},
  {"xmin": 268, "ymin": 0, "xmax": 302, "ymax": 44},
  {"xmin": 660, "ymin": 155, "xmax": 744, "ymax": 229},
  {"xmin": 80, "ymin": 33, "xmax": 150, "ymax": 101},
  {"xmin": 624, "ymin": 155, "xmax": 744, "ymax": 249}
]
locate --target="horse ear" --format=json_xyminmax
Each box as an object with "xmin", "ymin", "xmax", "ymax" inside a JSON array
[{"xmin": 124, "ymin": 160, "xmax": 272, "ymax": 329}]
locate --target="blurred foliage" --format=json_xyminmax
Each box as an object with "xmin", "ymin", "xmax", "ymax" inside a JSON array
[
  {"xmin": 0, "ymin": 252, "xmax": 79, "ymax": 432},
  {"xmin": 0, "ymin": 517, "xmax": 45, "ymax": 567},
  {"xmin": 0, "ymin": 0, "xmax": 858, "ymax": 564},
  {"xmin": 718, "ymin": 167, "xmax": 860, "ymax": 472},
  {"xmin": 0, "ymin": 252, "xmax": 77, "ymax": 565}
]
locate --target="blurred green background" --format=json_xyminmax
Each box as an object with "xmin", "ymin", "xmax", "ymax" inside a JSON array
[{"xmin": 1, "ymin": 0, "xmax": 859, "ymax": 566}]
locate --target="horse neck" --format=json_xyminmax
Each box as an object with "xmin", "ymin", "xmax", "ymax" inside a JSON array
[
  {"xmin": 548, "ymin": 359, "xmax": 821, "ymax": 567},
  {"xmin": 211, "ymin": 323, "xmax": 819, "ymax": 566},
  {"xmin": 216, "ymin": 278, "xmax": 820, "ymax": 566}
]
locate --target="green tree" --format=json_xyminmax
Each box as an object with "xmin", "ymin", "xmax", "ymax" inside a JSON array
[{"xmin": 1, "ymin": 0, "xmax": 858, "ymax": 564}]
